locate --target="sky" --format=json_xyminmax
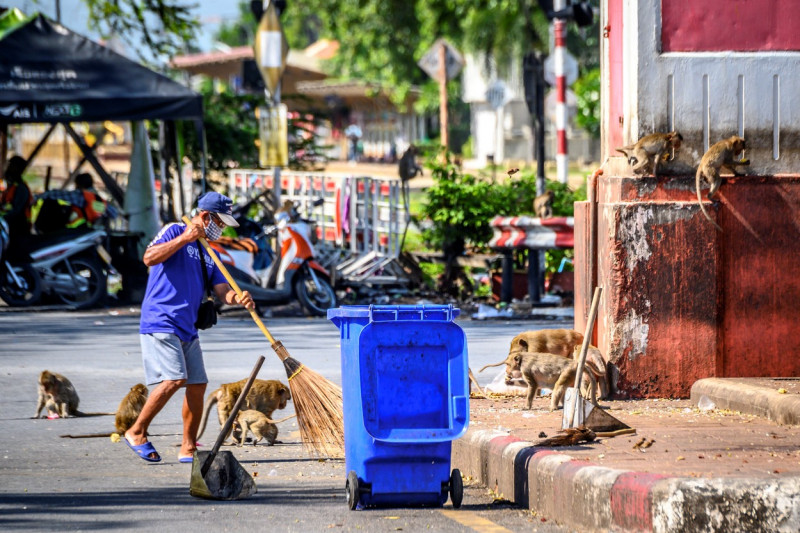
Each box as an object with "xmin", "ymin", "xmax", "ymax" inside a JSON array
[{"xmin": 5, "ymin": 0, "xmax": 241, "ymax": 56}]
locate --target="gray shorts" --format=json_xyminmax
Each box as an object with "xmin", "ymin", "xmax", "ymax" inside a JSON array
[{"xmin": 140, "ymin": 333, "xmax": 208, "ymax": 386}]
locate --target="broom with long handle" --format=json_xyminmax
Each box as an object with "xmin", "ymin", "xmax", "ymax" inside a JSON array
[{"xmin": 182, "ymin": 216, "xmax": 344, "ymax": 458}]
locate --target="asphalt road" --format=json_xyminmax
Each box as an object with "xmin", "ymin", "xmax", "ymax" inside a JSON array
[{"xmin": 0, "ymin": 309, "xmax": 573, "ymax": 532}]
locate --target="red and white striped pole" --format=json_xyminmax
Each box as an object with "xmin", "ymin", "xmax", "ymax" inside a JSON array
[{"xmin": 553, "ymin": 6, "xmax": 569, "ymax": 184}]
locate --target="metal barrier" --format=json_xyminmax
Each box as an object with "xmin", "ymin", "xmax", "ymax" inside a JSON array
[
  {"xmin": 488, "ymin": 216, "xmax": 575, "ymax": 303},
  {"xmin": 228, "ymin": 169, "xmax": 411, "ymax": 285},
  {"xmin": 489, "ymin": 216, "xmax": 574, "ymax": 250}
]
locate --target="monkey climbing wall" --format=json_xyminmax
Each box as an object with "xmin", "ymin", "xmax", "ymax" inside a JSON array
[{"xmin": 574, "ymin": 0, "xmax": 800, "ymax": 397}]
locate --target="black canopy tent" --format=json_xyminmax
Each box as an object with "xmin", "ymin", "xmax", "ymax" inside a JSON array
[{"xmin": 0, "ymin": 11, "xmax": 207, "ymax": 211}]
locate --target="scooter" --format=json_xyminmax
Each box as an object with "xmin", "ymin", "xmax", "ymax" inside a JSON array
[
  {"xmin": 26, "ymin": 226, "xmax": 115, "ymax": 310},
  {"xmin": 209, "ymin": 199, "xmax": 337, "ymax": 317},
  {"xmin": 0, "ymin": 217, "xmax": 41, "ymax": 307}
]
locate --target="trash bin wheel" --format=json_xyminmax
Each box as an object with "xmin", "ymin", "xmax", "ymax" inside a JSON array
[
  {"xmin": 449, "ymin": 469, "xmax": 463, "ymax": 509},
  {"xmin": 346, "ymin": 470, "xmax": 360, "ymax": 510}
]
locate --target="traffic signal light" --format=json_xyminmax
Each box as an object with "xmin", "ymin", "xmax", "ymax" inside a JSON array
[{"xmin": 540, "ymin": 1, "xmax": 595, "ymax": 27}]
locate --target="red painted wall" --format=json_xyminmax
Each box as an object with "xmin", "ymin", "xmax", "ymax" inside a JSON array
[
  {"xmin": 574, "ymin": 174, "xmax": 800, "ymax": 398},
  {"xmin": 662, "ymin": 0, "xmax": 800, "ymax": 52},
  {"xmin": 720, "ymin": 177, "xmax": 800, "ymax": 376}
]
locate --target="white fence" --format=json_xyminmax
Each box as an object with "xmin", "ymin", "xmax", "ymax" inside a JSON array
[{"xmin": 228, "ymin": 169, "xmax": 411, "ymax": 285}]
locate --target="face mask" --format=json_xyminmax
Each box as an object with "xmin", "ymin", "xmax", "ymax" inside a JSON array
[{"xmin": 204, "ymin": 218, "xmax": 224, "ymax": 241}]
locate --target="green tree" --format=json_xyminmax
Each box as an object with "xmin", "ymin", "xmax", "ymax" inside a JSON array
[
  {"xmin": 214, "ymin": 2, "xmax": 257, "ymax": 47},
  {"xmin": 173, "ymin": 84, "xmax": 327, "ymax": 171},
  {"xmin": 574, "ymin": 68, "xmax": 600, "ymax": 139},
  {"xmin": 83, "ymin": 0, "xmax": 198, "ymax": 60}
]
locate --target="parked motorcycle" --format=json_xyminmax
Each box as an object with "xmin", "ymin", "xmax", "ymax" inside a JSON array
[
  {"xmin": 26, "ymin": 227, "xmax": 115, "ymax": 309},
  {"xmin": 210, "ymin": 199, "xmax": 337, "ymax": 316},
  {"xmin": 0, "ymin": 217, "xmax": 41, "ymax": 307}
]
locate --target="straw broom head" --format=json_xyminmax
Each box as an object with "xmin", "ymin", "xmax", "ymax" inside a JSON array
[{"xmin": 273, "ymin": 342, "xmax": 344, "ymax": 458}]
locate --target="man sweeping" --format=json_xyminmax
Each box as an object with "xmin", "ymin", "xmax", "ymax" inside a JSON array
[{"xmin": 124, "ymin": 192, "xmax": 255, "ymax": 463}]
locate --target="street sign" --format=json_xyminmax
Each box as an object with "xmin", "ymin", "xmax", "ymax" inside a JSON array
[
  {"xmin": 486, "ymin": 80, "xmax": 511, "ymax": 109},
  {"xmin": 253, "ymin": 1, "xmax": 289, "ymax": 98},
  {"xmin": 258, "ymin": 104, "xmax": 288, "ymax": 167},
  {"xmin": 543, "ymin": 50, "xmax": 579, "ymax": 86},
  {"xmin": 418, "ymin": 38, "xmax": 464, "ymax": 81}
]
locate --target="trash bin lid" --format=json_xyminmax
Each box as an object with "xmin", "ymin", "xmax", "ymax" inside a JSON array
[{"xmin": 328, "ymin": 304, "xmax": 461, "ymax": 322}]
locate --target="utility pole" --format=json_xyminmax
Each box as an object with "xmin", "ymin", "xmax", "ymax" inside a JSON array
[
  {"xmin": 438, "ymin": 41, "xmax": 448, "ymax": 150},
  {"xmin": 524, "ymin": 52, "xmax": 547, "ymax": 303},
  {"xmin": 553, "ymin": 0, "xmax": 568, "ymax": 184}
]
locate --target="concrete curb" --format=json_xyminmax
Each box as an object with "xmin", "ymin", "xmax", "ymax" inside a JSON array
[
  {"xmin": 452, "ymin": 430, "xmax": 800, "ymax": 532},
  {"xmin": 691, "ymin": 378, "xmax": 800, "ymax": 425}
]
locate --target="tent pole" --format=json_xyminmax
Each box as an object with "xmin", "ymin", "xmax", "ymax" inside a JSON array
[
  {"xmin": 174, "ymin": 122, "xmax": 186, "ymax": 216},
  {"xmin": 0, "ymin": 123, "xmax": 7, "ymax": 178},
  {"xmin": 64, "ymin": 123, "xmax": 125, "ymax": 205},
  {"xmin": 195, "ymin": 119, "xmax": 207, "ymax": 195},
  {"xmin": 24, "ymin": 124, "xmax": 57, "ymax": 171},
  {"xmin": 61, "ymin": 155, "xmax": 89, "ymax": 189}
]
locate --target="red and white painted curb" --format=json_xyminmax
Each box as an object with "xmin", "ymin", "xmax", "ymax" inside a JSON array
[{"xmin": 452, "ymin": 429, "xmax": 800, "ymax": 532}]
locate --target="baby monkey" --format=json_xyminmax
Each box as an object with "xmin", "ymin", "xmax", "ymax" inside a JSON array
[
  {"xmin": 616, "ymin": 131, "xmax": 683, "ymax": 178},
  {"xmin": 695, "ymin": 135, "xmax": 749, "ymax": 231},
  {"xmin": 233, "ymin": 410, "xmax": 296, "ymax": 446}
]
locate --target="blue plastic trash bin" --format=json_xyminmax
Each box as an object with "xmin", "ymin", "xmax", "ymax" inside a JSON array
[{"xmin": 328, "ymin": 305, "xmax": 469, "ymax": 510}]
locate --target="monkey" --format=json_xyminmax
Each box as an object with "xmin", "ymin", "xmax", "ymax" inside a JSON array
[
  {"xmin": 398, "ymin": 144, "xmax": 422, "ymax": 182},
  {"xmin": 533, "ymin": 190, "xmax": 555, "ymax": 218},
  {"xmin": 58, "ymin": 384, "xmax": 149, "ymax": 439},
  {"xmin": 197, "ymin": 379, "xmax": 291, "ymax": 443},
  {"xmin": 616, "ymin": 131, "xmax": 683, "ymax": 178},
  {"xmin": 506, "ymin": 351, "xmax": 600, "ymax": 411},
  {"xmin": 34, "ymin": 370, "xmax": 80, "ymax": 418},
  {"xmin": 572, "ymin": 344, "xmax": 610, "ymax": 400},
  {"xmin": 695, "ymin": 135, "xmax": 749, "ymax": 231},
  {"xmin": 479, "ymin": 328, "xmax": 584, "ymax": 380},
  {"xmin": 115, "ymin": 384, "xmax": 148, "ymax": 435},
  {"xmin": 232, "ymin": 409, "xmax": 297, "ymax": 447},
  {"xmin": 506, "ymin": 329, "xmax": 585, "ymax": 360}
]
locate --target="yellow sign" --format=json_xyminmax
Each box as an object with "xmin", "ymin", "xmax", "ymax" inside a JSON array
[
  {"xmin": 253, "ymin": 1, "xmax": 289, "ymax": 98},
  {"xmin": 258, "ymin": 104, "xmax": 288, "ymax": 168}
]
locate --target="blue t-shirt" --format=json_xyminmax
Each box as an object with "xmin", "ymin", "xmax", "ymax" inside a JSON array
[{"xmin": 139, "ymin": 223, "xmax": 227, "ymax": 341}]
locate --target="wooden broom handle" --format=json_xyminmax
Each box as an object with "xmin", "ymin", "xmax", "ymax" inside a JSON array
[
  {"xmin": 182, "ymin": 215, "xmax": 276, "ymax": 345},
  {"xmin": 568, "ymin": 286, "xmax": 603, "ymax": 428}
]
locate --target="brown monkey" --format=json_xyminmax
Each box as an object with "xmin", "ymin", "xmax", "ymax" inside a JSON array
[
  {"xmin": 115, "ymin": 384, "xmax": 148, "ymax": 434},
  {"xmin": 533, "ymin": 190, "xmax": 555, "ymax": 218},
  {"xmin": 695, "ymin": 135, "xmax": 749, "ymax": 231},
  {"xmin": 232, "ymin": 409, "xmax": 296, "ymax": 446},
  {"xmin": 507, "ymin": 329, "xmax": 584, "ymax": 358},
  {"xmin": 479, "ymin": 329, "xmax": 585, "ymax": 385},
  {"xmin": 34, "ymin": 370, "xmax": 80, "ymax": 418},
  {"xmin": 508, "ymin": 352, "xmax": 599, "ymax": 411},
  {"xmin": 197, "ymin": 379, "xmax": 291, "ymax": 442},
  {"xmin": 616, "ymin": 131, "xmax": 683, "ymax": 177},
  {"xmin": 572, "ymin": 345, "xmax": 609, "ymax": 399}
]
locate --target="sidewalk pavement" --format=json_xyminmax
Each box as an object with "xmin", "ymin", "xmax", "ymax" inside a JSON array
[{"xmin": 455, "ymin": 377, "xmax": 800, "ymax": 532}]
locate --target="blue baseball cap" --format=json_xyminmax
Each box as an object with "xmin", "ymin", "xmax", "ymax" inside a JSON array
[{"xmin": 197, "ymin": 192, "xmax": 239, "ymax": 227}]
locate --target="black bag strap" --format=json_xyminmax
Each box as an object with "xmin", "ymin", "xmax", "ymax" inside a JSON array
[{"xmin": 197, "ymin": 243, "xmax": 213, "ymax": 299}]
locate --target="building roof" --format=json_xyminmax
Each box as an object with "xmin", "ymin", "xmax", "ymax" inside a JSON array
[{"xmin": 171, "ymin": 45, "xmax": 324, "ymax": 76}]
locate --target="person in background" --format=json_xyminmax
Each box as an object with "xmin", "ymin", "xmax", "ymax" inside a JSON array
[{"xmin": 0, "ymin": 156, "xmax": 33, "ymax": 256}]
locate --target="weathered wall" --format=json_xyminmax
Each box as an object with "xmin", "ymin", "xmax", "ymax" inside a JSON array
[
  {"xmin": 575, "ymin": 172, "xmax": 800, "ymax": 398},
  {"xmin": 602, "ymin": 0, "xmax": 800, "ymax": 174}
]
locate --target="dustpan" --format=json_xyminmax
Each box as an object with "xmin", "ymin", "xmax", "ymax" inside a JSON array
[{"xmin": 189, "ymin": 355, "xmax": 264, "ymax": 500}]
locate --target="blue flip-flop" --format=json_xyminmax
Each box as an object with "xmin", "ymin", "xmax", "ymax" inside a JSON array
[
  {"xmin": 178, "ymin": 455, "xmax": 193, "ymax": 463},
  {"xmin": 124, "ymin": 436, "xmax": 161, "ymax": 463}
]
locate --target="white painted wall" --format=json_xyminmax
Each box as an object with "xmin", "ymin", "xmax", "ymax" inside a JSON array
[{"xmin": 616, "ymin": 0, "xmax": 800, "ymax": 174}]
